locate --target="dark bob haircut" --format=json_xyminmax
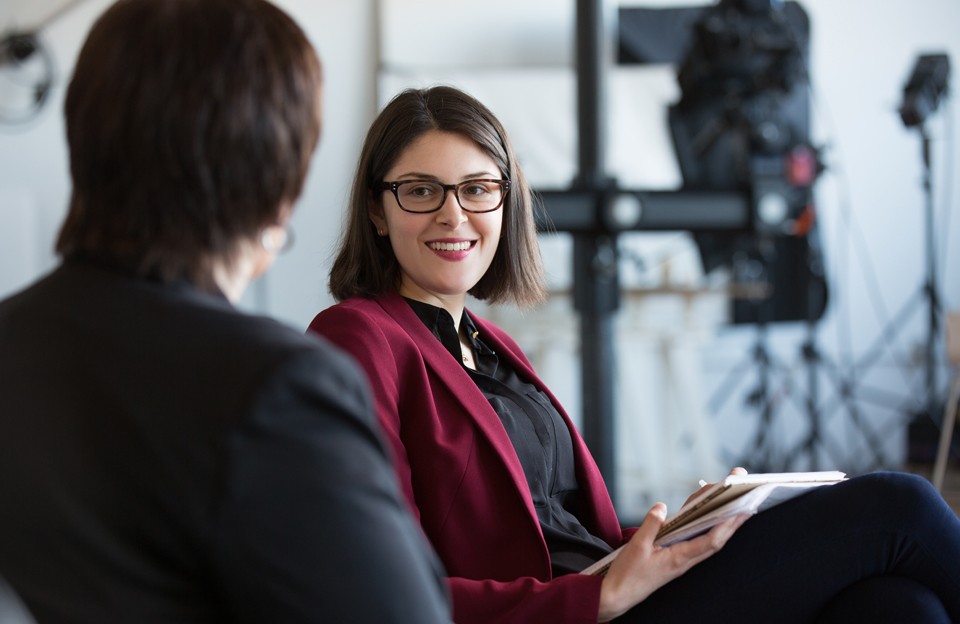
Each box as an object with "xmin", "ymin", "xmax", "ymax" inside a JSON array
[
  {"xmin": 56, "ymin": 0, "xmax": 323, "ymax": 289},
  {"xmin": 328, "ymin": 86, "xmax": 547, "ymax": 308}
]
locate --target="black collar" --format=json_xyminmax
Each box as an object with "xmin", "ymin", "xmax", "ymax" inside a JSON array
[{"xmin": 403, "ymin": 297, "xmax": 495, "ymax": 365}]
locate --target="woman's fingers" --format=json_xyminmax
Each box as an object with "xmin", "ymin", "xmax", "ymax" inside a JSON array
[
  {"xmin": 665, "ymin": 514, "xmax": 750, "ymax": 572},
  {"xmin": 599, "ymin": 507, "xmax": 750, "ymax": 621},
  {"xmin": 635, "ymin": 502, "xmax": 668, "ymax": 542}
]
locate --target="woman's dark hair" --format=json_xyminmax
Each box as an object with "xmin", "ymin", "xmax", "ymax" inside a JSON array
[
  {"xmin": 57, "ymin": 0, "xmax": 323, "ymax": 289},
  {"xmin": 328, "ymin": 86, "xmax": 547, "ymax": 308}
]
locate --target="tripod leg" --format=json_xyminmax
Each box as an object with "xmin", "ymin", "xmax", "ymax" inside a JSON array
[{"xmin": 932, "ymin": 375, "xmax": 960, "ymax": 492}]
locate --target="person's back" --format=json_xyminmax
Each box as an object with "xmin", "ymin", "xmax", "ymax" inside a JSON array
[
  {"xmin": 0, "ymin": 260, "xmax": 417, "ymax": 621},
  {"xmin": 0, "ymin": 0, "xmax": 450, "ymax": 621}
]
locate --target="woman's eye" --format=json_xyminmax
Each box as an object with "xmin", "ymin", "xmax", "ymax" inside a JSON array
[
  {"xmin": 462, "ymin": 183, "xmax": 492, "ymax": 197},
  {"xmin": 406, "ymin": 184, "xmax": 438, "ymax": 199}
]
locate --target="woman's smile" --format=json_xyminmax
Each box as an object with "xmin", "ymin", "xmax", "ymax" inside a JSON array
[{"xmin": 426, "ymin": 239, "xmax": 476, "ymax": 255}]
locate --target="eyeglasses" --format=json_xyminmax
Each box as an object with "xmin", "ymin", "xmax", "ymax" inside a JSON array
[{"xmin": 378, "ymin": 178, "xmax": 510, "ymax": 214}]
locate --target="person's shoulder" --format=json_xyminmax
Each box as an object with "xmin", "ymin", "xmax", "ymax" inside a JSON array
[
  {"xmin": 210, "ymin": 307, "xmax": 373, "ymax": 402},
  {"xmin": 0, "ymin": 265, "xmax": 64, "ymax": 315},
  {"xmin": 308, "ymin": 295, "xmax": 394, "ymax": 334},
  {"xmin": 212, "ymin": 304, "xmax": 335, "ymax": 361},
  {"xmin": 314, "ymin": 295, "xmax": 384, "ymax": 318},
  {"xmin": 308, "ymin": 296, "xmax": 423, "ymax": 368}
]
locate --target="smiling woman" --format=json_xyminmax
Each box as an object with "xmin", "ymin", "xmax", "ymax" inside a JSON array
[
  {"xmin": 307, "ymin": 85, "xmax": 960, "ymax": 624},
  {"xmin": 326, "ymin": 86, "xmax": 545, "ymax": 310}
]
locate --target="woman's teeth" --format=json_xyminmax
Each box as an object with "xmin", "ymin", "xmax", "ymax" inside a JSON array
[{"xmin": 429, "ymin": 241, "xmax": 471, "ymax": 251}]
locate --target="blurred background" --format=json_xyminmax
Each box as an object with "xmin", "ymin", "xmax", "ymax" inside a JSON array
[{"xmin": 1, "ymin": 0, "xmax": 958, "ymax": 521}]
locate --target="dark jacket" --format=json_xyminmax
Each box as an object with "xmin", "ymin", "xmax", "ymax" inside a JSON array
[{"xmin": 0, "ymin": 259, "xmax": 450, "ymax": 623}]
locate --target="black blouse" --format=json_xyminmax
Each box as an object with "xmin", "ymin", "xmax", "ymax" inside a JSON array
[{"xmin": 405, "ymin": 298, "xmax": 613, "ymax": 575}]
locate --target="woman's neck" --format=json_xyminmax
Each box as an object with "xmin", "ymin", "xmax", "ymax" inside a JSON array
[{"xmin": 397, "ymin": 286, "xmax": 466, "ymax": 332}]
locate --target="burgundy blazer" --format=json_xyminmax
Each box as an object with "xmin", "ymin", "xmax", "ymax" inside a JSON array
[{"xmin": 308, "ymin": 293, "xmax": 630, "ymax": 623}]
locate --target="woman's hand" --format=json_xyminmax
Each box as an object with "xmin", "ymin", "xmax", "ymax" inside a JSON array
[
  {"xmin": 682, "ymin": 466, "xmax": 749, "ymax": 507},
  {"xmin": 596, "ymin": 500, "xmax": 749, "ymax": 622}
]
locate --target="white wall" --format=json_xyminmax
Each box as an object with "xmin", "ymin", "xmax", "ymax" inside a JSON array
[
  {"xmin": 0, "ymin": 0, "xmax": 378, "ymax": 327},
  {"xmin": 1, "ymin": 0, "xmax": 958, "ymax": 517}
]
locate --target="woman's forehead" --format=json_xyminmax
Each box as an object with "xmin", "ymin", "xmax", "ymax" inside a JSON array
[{"xmin": 387, "ymin": 130, "xmax": 500, "ymax": 179}]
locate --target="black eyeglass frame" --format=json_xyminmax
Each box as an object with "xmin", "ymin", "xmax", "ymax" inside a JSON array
[{"xmin": 377, "ymin": 178, "xmax": 511, "ymax": 214}]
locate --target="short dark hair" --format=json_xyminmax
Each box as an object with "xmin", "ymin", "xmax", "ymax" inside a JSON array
[
  {"xmin": 328, "ymin": 86, "xmax": 547, "ymax": 308},
  {"xmin": 57, "ymin": 0, "xmax": 323, "ymax": 289}
]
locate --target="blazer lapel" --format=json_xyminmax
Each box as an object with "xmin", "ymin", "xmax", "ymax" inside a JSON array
[
  {"xmin": 375, "ymin": 293, "xmax": 539, "ymax": 520},
  {"xmin": 472, "ymin": 313, "xmax": 624, "ymax": 541}
]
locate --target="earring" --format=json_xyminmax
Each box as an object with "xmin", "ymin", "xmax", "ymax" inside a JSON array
[
  {"xmin": 377, "ymin": 227, "xmax": 386, "ymax": 236},
  {"xmin": 261, "ymin": 225, "xmax": 294, "ymax": 254}
]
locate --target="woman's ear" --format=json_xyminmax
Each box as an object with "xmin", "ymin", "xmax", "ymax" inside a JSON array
[{"xmin": 368, "ymin": 193, "xmax": 388, "ymax": 237}]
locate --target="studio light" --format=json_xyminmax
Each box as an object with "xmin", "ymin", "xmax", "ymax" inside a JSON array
[{"xmin": 899, "ymin": 53, "xmax": 950, "ymax": 129}]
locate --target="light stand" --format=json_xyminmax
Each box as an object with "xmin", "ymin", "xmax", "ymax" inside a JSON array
[
  {"xmin": 901, "ymin": 56, "xmax": 949, "ymax": 426},
  {"xmin": 779, "ymin": 220, "xmax": 890, "ymax": 471},
  {"xmin": 919, "ymin": 123, "xmax": 942, "ymax": 425},
  {"xmin": 759, "ymin": 55, "xmax": 952, "ymax": 472},
  {"xmin": 845, "ymin": 124, "xmax": 944, "ymax": 463},
  {"xmin": 726, "ymin": 323, "xmax": 788, "ymax": 472},
  {"xmin": 851, "ymin": 54, "xmax": 950, "ymax": 459},
  {"xmin": 780, "ymin": 313, "xmax": 891, "ymax": 472},
  {"xmin": 712, "ymin": 230, "xmax": 892, "ymax": 473}
]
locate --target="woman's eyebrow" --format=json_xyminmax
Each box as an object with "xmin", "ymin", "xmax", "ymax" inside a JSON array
[{"xmin": 392, "ymin": 170, "xmax": 498, "ymax": 182}]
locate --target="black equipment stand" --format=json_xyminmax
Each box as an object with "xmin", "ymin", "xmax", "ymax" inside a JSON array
[
  {"xmin": 566, "ymin": 0, "xmax": 620, "ymax": 503},
  {"xmin": 849, "ymin": 125, "xmax": 944, "ymax": 450},
  {"xmin": 542, "ymin": 0, "xmax": 753, "ymax": 505},
  {"xmin": 734, "ymin": 122, "xmax": 943, "ymax": 472},
  {"xmin": 778, "ymin": 321, "xmax": 890, "ymax": 471}
]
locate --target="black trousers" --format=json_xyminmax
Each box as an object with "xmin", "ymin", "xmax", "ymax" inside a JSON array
[{"xmin": 620, "ymin": 472, "xmax": 960, "ymax": 623}]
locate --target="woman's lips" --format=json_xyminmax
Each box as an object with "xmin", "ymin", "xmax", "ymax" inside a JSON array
[{"xmin": 426, "ymin": 239, "xmax": 475, "ymax": 259}]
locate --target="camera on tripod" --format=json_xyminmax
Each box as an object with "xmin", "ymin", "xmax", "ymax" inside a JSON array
[
  {"xmin": 661, "ymin": 0, "xmax": 827, "ymax": 324},
  {"xmin": 676, "ymin": 0, "xmax": 803, "ymax": 106}
]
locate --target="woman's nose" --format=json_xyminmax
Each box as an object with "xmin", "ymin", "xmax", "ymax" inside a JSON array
[{"xmin": 434, "ymin": 190, "xmax": 467, "ymax": 226}]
